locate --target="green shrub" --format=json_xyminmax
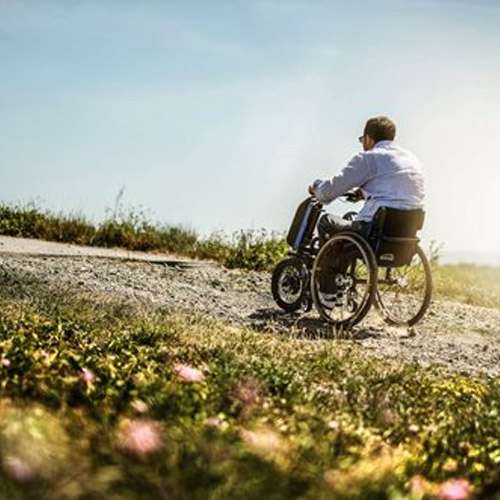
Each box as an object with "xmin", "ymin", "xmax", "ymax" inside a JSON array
[
  {"xmin": 92, "ymin": 207, "xmax": 198, "ymax": 253},
  {"xmin": 225, "ymin": 229, "xmax": 288, "ymax": 271},
  {"xmin": 195, "ymin": 231, "xmax": 233, "ymax": 263},
  {"xmin": 0, "ymin": 202, "xmax": 289, "ymax": 271},
  {"xmin": 0, "ymin": 203, "xmax": 96, "ymax": 245},
  {"xmin": 0, "ymin": 203, "xmax": 48, "ymax": 238}
]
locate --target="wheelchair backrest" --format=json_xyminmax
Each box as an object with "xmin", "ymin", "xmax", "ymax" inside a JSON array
[{"xmin": 371, "ymin": 207, "xmax": 425, "ymax": 267}]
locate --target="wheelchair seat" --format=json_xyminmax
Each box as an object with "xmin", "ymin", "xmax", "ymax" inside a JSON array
[{"xmin": 369, "ymin": 207, "xmax": 425, "ymax": 267}]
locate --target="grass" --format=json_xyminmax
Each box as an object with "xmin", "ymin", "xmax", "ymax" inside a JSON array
[
  {"xmin": 433, "ymin": 264, "xmax": 500, "ymax": 310},
  {"xmin": 0, "ymin": 202, "xmax": 287, "ymax": 272},
  {"xmin": 0, "ymin": 274, "xmax": 498, "ymax": 499}
]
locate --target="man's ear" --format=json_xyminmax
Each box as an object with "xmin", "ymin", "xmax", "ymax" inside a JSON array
[{"xmin": 365, "ymin": 135, "xmax": 375, "ymax": 150}]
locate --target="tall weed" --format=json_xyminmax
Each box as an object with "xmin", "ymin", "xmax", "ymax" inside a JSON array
[{"xmin": 0, "ymin": 202, "xmax": 287, "ymax": 270}]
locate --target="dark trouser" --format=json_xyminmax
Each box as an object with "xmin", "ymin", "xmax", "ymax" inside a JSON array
[
  {"xmin": 317, "ymin": 214, "xmax": 371, "ymax": 244},
  {"xmin": 316, "ymin": 214, "xmax": 372, "ymax": 294}
]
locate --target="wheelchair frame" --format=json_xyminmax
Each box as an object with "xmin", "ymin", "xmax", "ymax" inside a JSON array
[{"xmin": 271, "ymin": 196, "xmax": 433, "ymax": 328}]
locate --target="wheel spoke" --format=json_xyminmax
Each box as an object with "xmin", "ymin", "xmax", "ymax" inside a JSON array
[
  {"xmin": 311, "ymin": 233, "xmax": 376, "ymax": 327},
  {"xmin": 272, "ymin": 257, "xmax": 310, "ymax": 313},
  {"xmin": 375, "ymin": 246, "xmax": 432, "ymax": 326}
]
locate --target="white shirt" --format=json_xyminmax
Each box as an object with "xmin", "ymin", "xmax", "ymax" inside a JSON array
[{"xmin": 312, "ymin": 140, "xmax": 425, "ymax": 222}]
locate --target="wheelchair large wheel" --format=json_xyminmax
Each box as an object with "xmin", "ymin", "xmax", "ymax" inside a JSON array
[
  {"xmin": 375, "ymin": 244, "xmax": 432, "ymax": 326},
  {"xmin": 311, "ymin": 232, "xmax": 377, "ymax": 328},
  {"xmin": 272, "ymin": 257, "xmax": 311, "ymax": 313}
]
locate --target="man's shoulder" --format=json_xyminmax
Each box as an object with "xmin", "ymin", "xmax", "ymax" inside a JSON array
[{"xmin": 371, "ymin": 142, "xmax": 421, "ymax": 164}]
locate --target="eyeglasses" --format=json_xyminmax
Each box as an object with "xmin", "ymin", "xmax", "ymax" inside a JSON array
[{"xmin": 358, "ymin": 135, "xmax": 364, "ymax": 144}]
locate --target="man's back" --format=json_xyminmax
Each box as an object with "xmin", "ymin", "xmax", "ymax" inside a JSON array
[
  {"xmin": 357, "ymin": 140, "xmax": 425, "ymax": 221},
  {"xmin": 310, "ymin": 116, "xmax": 426, "ymax": 243}
]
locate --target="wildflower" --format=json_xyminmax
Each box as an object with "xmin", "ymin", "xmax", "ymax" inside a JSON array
[
  {"xmin": 381, "ymin": 409, "xmax": 395, "ymax": 426},
  {"xmin": 117, "ymin": 418, "xmax": 162, "ymax": 457},
  {"xmin": 3, "ymin": 455, "xmax": 34, "ymax": 482},
  {"xmin": 80, "ymin": 368, "xmax": 95, "ymax": 384},
  {"xmin": 174, "ymin": 363, "xmax": 205, "ymax": 383},
  {"xmin": 442, "ymin": 458, "xmax": 459, "ymax": 472},
  {"xmin": 233, "ymin": 380, "xmax": 261, "ymax": 406},
  {"xmin": 409, "ymin": 475, "xmax": 432, "ymax": 498},
  {"xmin": 0, "ymin": 405, "xmax": 70, "ymax": 482},
  {"xmin": 240, "ymin": 428, "xmax": 282, "ymax": 455},
  {"xmin": 409, "ymin": 424, "xmax": 420, "ymax": 434},
  {"xmin": 38, "ymin": 350, "xmax": 52, "ymax": 367},
  {"xmin": 1, "ymin": 358, "xmax": 11, "ymax": 367},
  {"xmin": 206, "ymin": 416, "xmax": 223, "ymax": 428},
  {"xmin": 131, "ymin": 399, "xmax": 148, "ymax": 414},
  {"xmin": 327, "ymin": 420, "xmax": 339, "ymax": 431},
  {"xmin": 438, "ymin": 479, "xmax": 472, "ymax": 500},
  {"xmin": 323, "ymin": 469, "xmax": 337, "ymax": 488}
]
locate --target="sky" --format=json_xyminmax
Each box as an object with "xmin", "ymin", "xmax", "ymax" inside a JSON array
[{"xmin": 1, "ymin": 0, "xmax": 499, "ymax": 254}]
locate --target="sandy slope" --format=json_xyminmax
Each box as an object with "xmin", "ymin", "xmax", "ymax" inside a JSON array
[{"xmin": 1, "ymin": 236, "xmax": 499, "ymax": 377}]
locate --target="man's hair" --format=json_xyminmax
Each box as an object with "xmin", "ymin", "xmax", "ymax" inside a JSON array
[{"xmin": 364, "ymin": 116, "xmax": 396, "ymax": 143}]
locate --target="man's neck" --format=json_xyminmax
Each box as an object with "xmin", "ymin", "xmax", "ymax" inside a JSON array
[{"xmin": 374, "ymin": 140, "xmax": 394, "ymax": 148}]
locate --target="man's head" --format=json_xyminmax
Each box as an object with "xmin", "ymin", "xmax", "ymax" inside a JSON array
[{"xmin": 358, "ymin": 116, "xmax": 396, "ymax": 151}]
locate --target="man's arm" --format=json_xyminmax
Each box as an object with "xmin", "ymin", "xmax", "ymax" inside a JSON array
[{"xmin": 310, "ymin": 153, "xmax": 376, "ymax": 204}]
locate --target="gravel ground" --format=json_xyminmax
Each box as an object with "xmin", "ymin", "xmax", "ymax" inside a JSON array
[
  {"xmin": 0, "ymin": 235, "xmax": 187, "ymax": 263},
  {"xmin": 1, "ymin": 247, "xmax": 499, "ymax": 378}
]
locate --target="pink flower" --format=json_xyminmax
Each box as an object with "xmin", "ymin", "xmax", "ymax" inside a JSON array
[
  {"xmin": 174, "ymin": 363, "xmax": 205, "ymax": 383},
  {"xmin": 3, "ymin": 456, "xmax": 34, "ymax": 482},
  {"xmin": 240, "ymin": 428, "xmax": 283, "ymax": 455},
  {"xmin": 438, "ymin": 479, "xmax": 472, "ymax": 500},
  {"xmin": 409, "ymin": 475, "xmax": 429, "ymax": 497},
  {"xmin": 1, "ymin": 358, "xmax": 11, "ymax": 367},
  {"xmin": 381, "ymin": 409, "xmax": 395, "ymax": 426},
  {"xmin": 206, "ymin": 416, "xmax": 223, "ymax": 428},
  {"xmin": 117, "ymin": 418, "xmax": 162, "ymax": 456},
  {"xmin": 80, "ymin": 368, "xmax": 95, "ymax": 383},
  {"xmin": 233, "ymin": 380, "xmax": 261, "ymax": 406}
]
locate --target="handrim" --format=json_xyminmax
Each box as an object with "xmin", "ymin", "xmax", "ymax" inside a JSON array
[
  {"xmin": 311, "ymin": 232, "xmax": 377, "ymax": 328},
  {"xmin": 375, "ymin": 244, "xmax": 433, "ymax": 326}
]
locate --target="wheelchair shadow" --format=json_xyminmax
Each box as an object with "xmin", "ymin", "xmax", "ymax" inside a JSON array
[{"xmin": 247, "ymin": 307, "xmax": 384, "ymax": 341}]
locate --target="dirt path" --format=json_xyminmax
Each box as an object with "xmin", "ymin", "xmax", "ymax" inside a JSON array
[
  {"xmin": 0, "ymin": 235, "xmax": 190, "ymax": 264},
  {"xmin": 1, "ymin": 237, "xmax": 499, "ymax": 377}
]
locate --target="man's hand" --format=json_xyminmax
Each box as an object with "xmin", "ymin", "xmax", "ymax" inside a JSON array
[
  {"xmin": 353, "ymin": 188, "xmax": 365, "ymax": 201},
  {"xmin": 308, "ymin": 185, "xmax": 315, "ymax": 195},
  {"xmin": 344, "ymin": 188, "xmax": 364, "ymax": 202}
]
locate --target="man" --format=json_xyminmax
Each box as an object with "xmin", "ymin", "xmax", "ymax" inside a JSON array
[{"xmin": 309, "ymin": 116, "xmax": 425, "ymax": 243}]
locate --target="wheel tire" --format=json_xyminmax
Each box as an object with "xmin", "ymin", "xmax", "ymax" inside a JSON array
[
  {"xmin": 271, "ymin": 257, "xmax": 309, "ymax": 313},
  {"xmin": 311, "ymin": 232, "xmax": 378, "ymax": 328},
  {"xmin": 375, "ymin": 244, "xmax": 433, "ymax": 326}
]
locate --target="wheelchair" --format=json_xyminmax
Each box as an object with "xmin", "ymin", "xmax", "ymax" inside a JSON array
[{"xmin": 271, "ymin": 195, "xmax": 433, "ymax": 328}]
